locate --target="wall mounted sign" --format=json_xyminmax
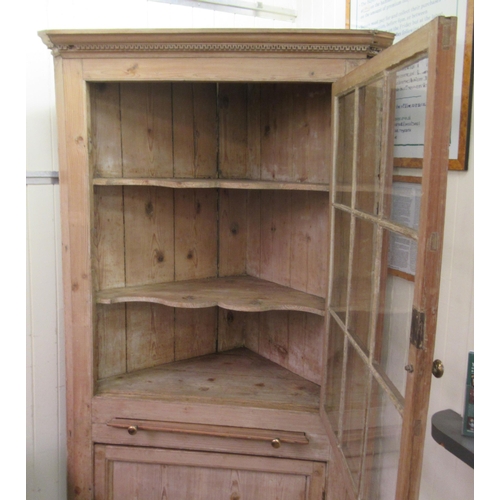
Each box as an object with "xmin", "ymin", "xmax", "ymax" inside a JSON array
[{"xmin": 347, "ymin": 0, "xmax": 473, "ymax": 170}]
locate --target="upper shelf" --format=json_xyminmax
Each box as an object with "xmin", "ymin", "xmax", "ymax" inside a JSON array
[
  {"xmin": 93, "ymin": 177, "xmax": 329, "ymax": 192},
  {"xmin": 96, "ymin": 275, "xmax": 325, "ymax": 316}
]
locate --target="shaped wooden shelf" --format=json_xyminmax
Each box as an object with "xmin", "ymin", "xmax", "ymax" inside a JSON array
[
  {"xmin": 93, "ymin": 177, "xmax": 330, "ymax": 192},
  {"xmin": 96, "ymin": 275, "xmax": 326, "ymax": 316},
  {"xmin": 96, "ymin": 347, "xmax": 321, "ymax": 413}
]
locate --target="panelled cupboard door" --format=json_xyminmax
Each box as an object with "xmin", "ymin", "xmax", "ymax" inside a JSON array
[
  {"xmin": 94, "ymin": 445, "xmax": 326, "ymax": 500},
  {"xmin": 322, "ymin": 17, "xmax": 457, "ymax": 500}
]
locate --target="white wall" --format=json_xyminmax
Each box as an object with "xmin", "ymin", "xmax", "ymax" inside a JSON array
[{"xmin": 25, "ymin": 1, "xmax": 473, "ymax": 499}]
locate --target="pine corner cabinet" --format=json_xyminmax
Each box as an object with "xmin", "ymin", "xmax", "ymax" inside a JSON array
[{"xmin": 40, "ymin": 18, "xmax": 457, "ymax": 500}]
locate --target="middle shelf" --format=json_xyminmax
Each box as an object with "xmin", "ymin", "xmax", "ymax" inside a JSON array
[{"xmin": 96, "ymin": 275, "xmax": 326, "ymax": 316}]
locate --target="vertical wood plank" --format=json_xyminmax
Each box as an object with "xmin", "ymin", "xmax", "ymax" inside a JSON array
[
  {"xmin": 290, "ymin": 191, "xmax": 329, "ymax": 297},
  {"xmin": 245, "ymin": 190, "xmax": 262, "ymax": 277},
  {"xmin": 58, "ymin": 57, "xmax": 93, "ymax": 499},
  {"xmin": 261, "ymin": 84, "xmax": 293, "ymax": 181},
  {"xmin": 241, "ymin": 312, "xmax": 261, "ymax": 354},
  {"xmin": 123, "ymin": 186, "xmax": 174, "ymax": 287},
  {"xmin": 172, "ymin": 83, "xmax": 195, "ymax": 178},
  {"xmin": 218, "ymin": 83, "xmax": 250, "ymax": 179},
  {"xmin": 307, "ymin": 463, "xmax": 326, "ymax": 500},
  {"xmin": 96, "ymin": 304, "xmax": 126, "ymax": 379},
  {"xmin": 293, "ymin": 84, "xmax": 332, "ymax": 184},
  {"xmin": 90, "ymin": 83, "xmax": 122, "ymax": 178},
  {"xmin": 53, "ymin": 55, "xmax": 78, "ymax": 500},
  {"xmin": 247, "ymin": 84, "xmax": 262, "ymax": 179},
  {"xmin": 172, "ymin": 83, "xmax": 217, "ymax": 179},
  {"xmin": 92, "ymin": 170, "xmax": 127, "ymax": 385},
  {"xmin": 122, "ymin": 186, "xmax": 175, "ymax": 373},
  {"xmin": 217, "ymin": 309, "xmax": 247, "ymax": 352},
  {"xmin": 161, "ymin": 464, "xmax": 232, "ymax": 499},
  {"xmin": 259, "ymin": 190, "xmax": 292, "ymax": 287},
  {"xmin": 110, "ymin": 462, "xmax": 138, "ymax": 500},
  {"xmin": 126, "ymin": 303, "xmax": 175, "ymax": 372},
  {"xmin": 93, "ymin": 186, "xmax": 125, "ymax": 291},
  {"xmin": 193, "ymin": 83, "xmax": 218, "ymax": 178},
  {"xmin": 237, "ymin": 470, "xmax": 308, "ymax": 499},
  {"xmin": 288, "ymin": 312, "xmax": 324, "ymax": 385},
  {"xmin": 121, "ymin": 82, "xmax": 173, "ymax": 178},
  {"xmin": 216, "ymin": 83, "xmax": 262, "ymax": 179},
  {"xmin": 93, "ymin": 445, "xmax": 107, "ymax": 500},
  {"xmin": 111, "ymin": 461, "xmax": 163, "ymax": 500},
  {"xmin": 174, "ymin": 308, "xmax": 217, "ymax": 361},
  {"xmin": 218, "ymin": 188, "xmax": 247, "ymax": 277},
  {"xmin": 174, "ymin": 189, "xmax": 218, "ymax": 281},
  {"xmin": 258, "ymin": 311, "xmax": 290, "ymax": 368},
  {"xmin": 93, "ymin": 186, "xmax": 127, "ymax": 380}
]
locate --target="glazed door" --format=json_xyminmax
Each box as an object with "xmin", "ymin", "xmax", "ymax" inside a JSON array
[{"xmin": 322, "ymin": 17, "xmax": 457, "ymax": 500}]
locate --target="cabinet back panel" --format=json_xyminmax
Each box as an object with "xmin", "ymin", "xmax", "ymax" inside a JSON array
[
  {"xmin": 218, "ymin": 189, "xmax": 248, "ymax": 277},
  {"xmin": 172, "ymin": 83, "xmax": 218, "ymax": 179},
  {"xmin": 218, "ymin": 309, "xmax": 323, "ymax": 385},
  {"xmin": 219, "ymin": 83, "xmax": 331, "ymax": 183},
  {"xmin": 96, "ymin": 304, "xmax": 218, "ymax": 380},
  {"xmin": 93, "ymin": 185, "xmax": 125, "ymax": 291},
  {"xmin": 94, "ymin": 187, "xmax": 219, "ymax": 290},
  {"xmin": 90, "ymin": 82, "xmax": 218, "ymax": 180},
  {"xmin": 90, "ymin": 82, "xmax": 331, "ymax": 184},
  {"xmin": 121, "ymin": 83, "xmax": 174, "ymax": 178},
  {"xmin": 126, "ymin": 303, "xmax": 175, "ymax": 372},
  {"xmin": 96, "ymin": 305, "xmax": 322, "ymax": 384},
  {"xmin": 245, "ymin": 190, "xmax": 329, "ymax": 298},
  {"xmin": 260, "ymin": 84, "xmax": 331, "ymax": 184},
  {"xmin": 90, "ymin": 83, "xmax": 123, "ymax": 178},
  {"xmin": 96, "ymin": 303, "xmax": 127, "ymax": 380},
  {"xmin": 174, "ymin": 188, "xmax": 219, "ymax": 281},
  {"xmin": 218, "ymin": 83, "xmax": 262, "ymax": 180},
  {"xmin": 123, "ymin": 186, "xmax": 175, "ymax": 286}
]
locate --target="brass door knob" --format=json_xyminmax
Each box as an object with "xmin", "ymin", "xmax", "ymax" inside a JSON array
[
  {"xmin": 271, "ymin": 438, "xmax": 281, "ymax": 449},
  {"xmin": 432, "ymin": 359, "xmax": 444, "ymax": 378},
  {"xmin": 127, "ymin": 425, "xmax": 138, "ymax": 435}
]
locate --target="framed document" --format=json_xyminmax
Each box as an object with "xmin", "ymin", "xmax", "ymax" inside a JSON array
[{"xmin": 347, "ymin": 0, "xmax": 473, "ymax": 170}]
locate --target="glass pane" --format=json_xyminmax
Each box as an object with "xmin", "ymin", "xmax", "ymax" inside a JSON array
[
  {"xmin": 374, "ymin": 229, "xmax": 415, "ymax": 398},
  {"xmin": 342, "ymin": 341, "xmax": 370, "ymax": 492},
  {"xmin": 387, "ymin": 179, "xmax": 422, "ymax": 234},
  {"xmin": 356, "ymin": 79, "xmax": 384, "ymax": 215},
  {"xmin": 324, "ymin": 318, "xmax": 345, "ymax": 435},
  {"xmin": 348, "ymin": 218, "xmax": 377, "ymax": 353},
  {"xmin": 335, "ymin": 91, "xmax": 355, "ymax": 207},
  {"xmin": 393, "ymin": 59, "xmax": 428, "ymax": 161},
  {"xmin": 330, "ymin": 209, "xmax": 351, "ymax": 323},
  {"xmin": 382, "ymin": 58, "xmax": 428, "ymax": 224},
  {"xmin": 361, "ymin": 378, "xmax": 403, "ymax": 500}
]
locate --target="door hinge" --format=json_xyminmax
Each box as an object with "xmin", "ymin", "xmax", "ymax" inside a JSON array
[{"xmin": 410, "ymin": 308, "xmax": 425, "ymax": 349}]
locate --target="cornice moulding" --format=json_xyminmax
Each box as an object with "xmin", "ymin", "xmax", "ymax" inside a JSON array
[{"xmin": 39, "ymin": 29, "xmax": 395, "ymax": 57}]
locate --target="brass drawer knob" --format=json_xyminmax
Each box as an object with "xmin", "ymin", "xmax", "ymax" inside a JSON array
[
  {"xmin": 271, "ymin": 438, "xmax": 281, "ymax": 449},
  {"xmin": 127, "ymin": 425, "xmax": 138, "ymax": 435},
  {"xmin": 432, "ymin": 359, "xmax": 444, "ymax": 378}
]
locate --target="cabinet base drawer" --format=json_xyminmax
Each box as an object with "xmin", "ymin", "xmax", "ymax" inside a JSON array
[{"xmin": 93, "ymin": 420, "xmax": 330, "ymax": 461}]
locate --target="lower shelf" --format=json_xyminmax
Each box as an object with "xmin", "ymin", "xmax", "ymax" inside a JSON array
[{"xmin": 96, "ymin": 347, "xmax": 320, "ymax": 413}]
